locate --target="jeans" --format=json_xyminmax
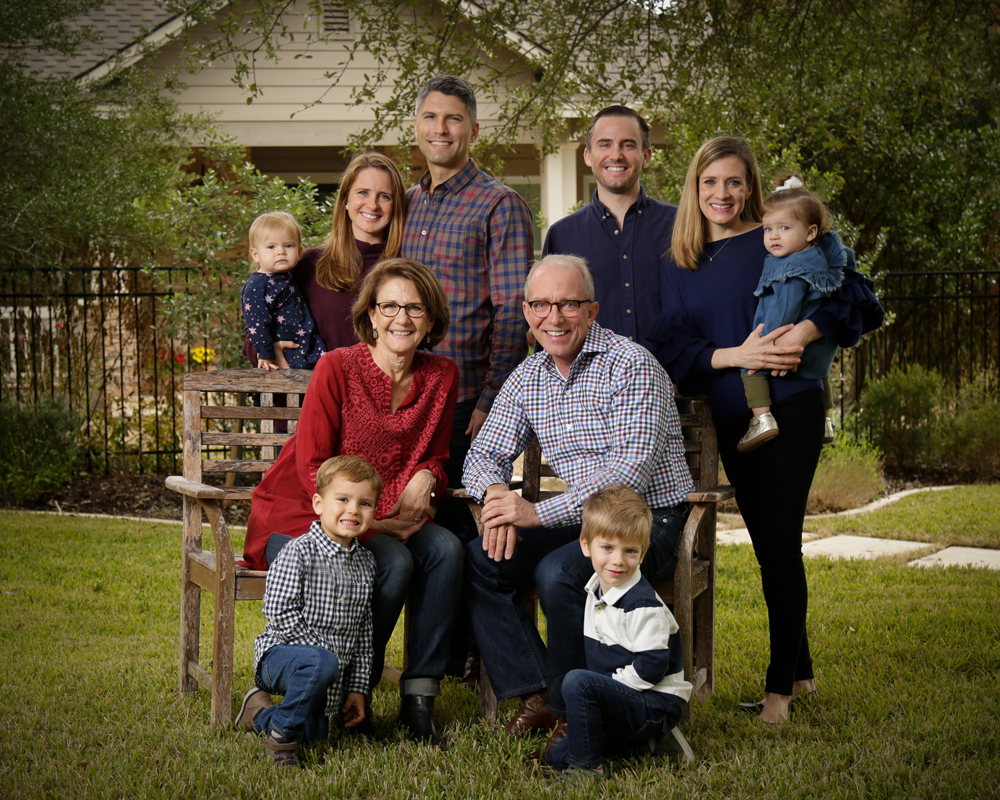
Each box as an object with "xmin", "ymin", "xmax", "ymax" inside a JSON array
[
  {"xmin": 361, "ymin": 523, "xmax": 464, "ymax": 697},
  {"xmin": 545, "ymin": 669, "xmax": 684, "ymax": 770},
  {"xmin": 254, "ymin": 644, "xmax": 340, "ymax": 745},
  {"xmin": 466, "ymin": 502, "xmax": 688, "ymax": 716},
  {"xmin": 447, "ymin": 397, "xmax": 478, "ymax": 489},
  {"xmin": 715, "ymin": 390, "xmax": 823, "ymax": 695}
]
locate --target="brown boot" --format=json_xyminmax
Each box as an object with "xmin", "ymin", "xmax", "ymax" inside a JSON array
[
  {"xmin": 543, "ymin": 717, "xmax": 568, "ymax": 762},
  {"xmin": 503, "ymin": 691, "xmax": 554, "ymax": 736}
]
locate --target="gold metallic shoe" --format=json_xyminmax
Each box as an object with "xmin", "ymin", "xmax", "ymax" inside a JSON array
[
  {"xmin": 737, "ymin": 412, "xmax": 780, "ymax": 453},
  {"xmin": 823, "ymin": 417, "xmax": 836, "ymax": 444}
]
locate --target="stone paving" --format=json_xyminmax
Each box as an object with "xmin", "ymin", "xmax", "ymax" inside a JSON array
[{"xmin": 717, "ymin": 485, "xmax": 1000, "ymax": 571}]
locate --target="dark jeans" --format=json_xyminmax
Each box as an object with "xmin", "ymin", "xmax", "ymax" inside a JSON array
[
  {"xmin": 254, "ymin": 644, "xmax": 340, "ymax": 745},
  {"xmin": 465, "ymin": 502, "xmax": 689, "ymax": 716},
  {"xmin": 264, "ymin": 523, "xmax": 464, "ymax": 698},
  {"xmin": 715, "ymin": 389, "xmax": 824, "ymax": 696},
  {"xmin": 447, "ymin": 397, "xmax": 478, "ymax": 490},
  {"xmin": 545, "ymin": 669, "xmax": 684, "ymax": 770}
]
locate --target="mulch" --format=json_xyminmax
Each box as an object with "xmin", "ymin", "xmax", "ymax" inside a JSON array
[{"xmin": 21, "ymin": 474, "xmax": 252, "ymax": 526}]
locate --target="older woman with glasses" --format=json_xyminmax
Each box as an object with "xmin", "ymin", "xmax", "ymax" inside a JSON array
[{"xmin": 243, "ymin": 258, "xmax": 463, "ymax": 746}]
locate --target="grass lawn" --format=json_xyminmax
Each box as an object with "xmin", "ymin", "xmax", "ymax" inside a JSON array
[
  {"xmin": 805, "ymin": 485, "xmax": 1000, "ymax": 548},
  {"xmin": 1, "ymin": 510, "xmax": 998, "ymax": 799}
]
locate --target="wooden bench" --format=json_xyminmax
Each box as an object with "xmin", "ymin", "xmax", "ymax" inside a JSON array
[
  {"xmin": 167, "ymin": 368, "xmax": 409, "ymax": 725},
  {"xmin": 475, "ymin": 397, "xmax": 733, "ymax": 723}
]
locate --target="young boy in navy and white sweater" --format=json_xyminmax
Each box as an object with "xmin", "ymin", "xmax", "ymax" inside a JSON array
[{"xmin": 543, "ymin": 484, "xmax": 694, "ymax": 783}]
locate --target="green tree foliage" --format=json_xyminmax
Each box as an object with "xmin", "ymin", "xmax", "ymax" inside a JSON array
[
  {"xmin": 0, "ymin": 0, "xmax": 202, "ymax": 271},
  {"xmin": 175, "ymin": 0, "xmax": 1000, "ymax": 272}
]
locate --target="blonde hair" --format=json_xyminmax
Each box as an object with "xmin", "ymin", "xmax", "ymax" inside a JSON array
[
  {"xmin": 581, "ymin": 485, "xmax": 653, "ymax": 554},
  {"xmin": 351, "ymin": 258, "xmax": 450, "ymax": 349},
  {"xmin": 314, "ymin": 151, "xmax": 407, "ymax": 292},
  {"xmin": 248, "ymin": 211, "xmax": 302, "ymax": 253},
  {"xmin": 315, "ymin": 455, "xmax": 383, "ymax": 501},
  {"xmin": 669, "ymin": 136, "xmax": 764, "ymax": 271}
]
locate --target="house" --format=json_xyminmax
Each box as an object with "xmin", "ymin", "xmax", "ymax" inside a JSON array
[{"xmin": 25, "ymin": 0, "xmax": 672, "ymax": 245}]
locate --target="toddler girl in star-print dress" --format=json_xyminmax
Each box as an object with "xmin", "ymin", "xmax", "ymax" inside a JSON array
[{"xmin": 241, "ymin": 212, "xmax": 326, "ymax": 370}]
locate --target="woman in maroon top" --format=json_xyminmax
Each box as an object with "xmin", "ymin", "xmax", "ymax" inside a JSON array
[
  {"xmin": 246, "ymin": 258, "xmax": 461, "ymax": 746},
  {"xmin": 244, "ymin": 150, "xmax": 408, "ymax": 363}
]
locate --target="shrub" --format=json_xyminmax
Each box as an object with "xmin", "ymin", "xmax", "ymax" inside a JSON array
[
  {"xmin": 858, "ymin": 365, "xmax": 946, "ymax": 468},
  {"xmin": 806, "ymin": 432, "xmax": 885, "ymax": 514},
  {"xmin": 937, "ymin": 403, "xmax": 1000, "ymax": 482},
  {"xmin": 0, "ymin": 399, "xmax": 81, "ymax": 506}
]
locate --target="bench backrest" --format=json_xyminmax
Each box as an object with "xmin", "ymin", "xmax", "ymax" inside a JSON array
[
  {"xmin": 520, "ymin": 396, "xmax": 719, "ymax": 502},
  {"xmin": 181, "ymin": 369, "xmax": 314, "ymax": 496}
]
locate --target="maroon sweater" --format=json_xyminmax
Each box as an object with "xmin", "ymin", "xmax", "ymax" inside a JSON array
[
  {"xmin": 243, "ymin": 240, "xmax": 385, "ymax": 363},
  {"xmin": 242, "ymin": 343, "xmax": 458, "ymax": 569}
]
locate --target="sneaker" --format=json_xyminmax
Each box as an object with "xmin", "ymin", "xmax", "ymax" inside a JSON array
[
  {"xmin": 235, "ymin": 688, "xmax": 272, "ymax": 734},
  {"xmin": 265, "ymin": 731, "xmax": 299, "ymax": 768},
  {"xmin": 649, "ymin": 726, "xmax": 695, "ymax": 765},
  {"xmin": 547, "ymin": 765, "xmax": 606, "ymax": 788},
  {"xmin": 737, "ymin": 411, "xmax": 779, "ymax": 453},
  {"xmin": 823, "ymin": 417, "xmax": 836, "ymax": 444}
]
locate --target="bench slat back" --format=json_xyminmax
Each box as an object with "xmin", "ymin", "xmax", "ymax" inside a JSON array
[{"xmin": 182, "ymin": 369, "xmax": 314, "ymax": 487}]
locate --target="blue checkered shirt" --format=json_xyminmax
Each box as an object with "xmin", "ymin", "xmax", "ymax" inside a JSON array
[
  {"xmin": 463, "ymin": 323, "xmax": 694, "ymax": 527},
  {"xmin": 403, "ymin": 160, "xmax": 533, "ymax": 412},
  {"xmin": 253, "ymin": 522, "xmax": 376, "ymax": 713}
]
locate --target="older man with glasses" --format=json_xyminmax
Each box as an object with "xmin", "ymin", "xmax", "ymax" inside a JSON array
[{"xmin": 462, "ymin": 254, "xmax": 694, "ymax": 755}]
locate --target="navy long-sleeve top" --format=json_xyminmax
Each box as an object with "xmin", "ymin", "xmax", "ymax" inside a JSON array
[
  {"xmin": 650, "ymin": 227, "xmax": 883, "ymax": 420},
  {"xmin": 542, "ymin": 187, "xmax": 676, "ymax": 350}
]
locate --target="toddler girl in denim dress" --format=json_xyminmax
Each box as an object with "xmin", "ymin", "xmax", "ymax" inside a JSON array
[{"xmin": 738, "ymin": 178, "xmax": 853, "ymax": 453}]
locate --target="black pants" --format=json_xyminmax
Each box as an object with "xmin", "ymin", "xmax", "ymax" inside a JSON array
[{"xmin": 715, "ymin": 389, "xmax": 824, "ymax": 695}]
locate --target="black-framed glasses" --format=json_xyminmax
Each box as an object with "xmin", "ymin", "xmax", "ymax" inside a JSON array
[
  {"xmin": 526, "ymin": 299, "xmax": 593, "ymax": 318},
  {"xmin": 375, "ymin": 302, "xmax": 428, "ymax": 318}
]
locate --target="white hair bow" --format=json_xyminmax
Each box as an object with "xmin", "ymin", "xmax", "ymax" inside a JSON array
[{"xmin": 775, "ymin": 176, "xmax": 804, "ymax": 192}]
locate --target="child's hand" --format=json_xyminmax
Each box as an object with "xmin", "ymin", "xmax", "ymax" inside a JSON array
[
  {"xmin": 257, "ymin": 358, "xmax": 280, "ymax": 371},
  {"xmin": 342, "ymin": 692, "xmax": 365, "ymax": 727}
]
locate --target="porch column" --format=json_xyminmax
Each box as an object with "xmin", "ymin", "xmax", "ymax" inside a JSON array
[{"xmin": 540, "ymin": 142, "xmax": 580, "ymax": 238}]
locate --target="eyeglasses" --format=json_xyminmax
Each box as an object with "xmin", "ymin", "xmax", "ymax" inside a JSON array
[
  {"xmin": 374, "ymin": 302, "xmax": 428, "ymax": 318},
  {"xmin": 526, "ymin": 299, "xmax": 593, "ymax": 318}
]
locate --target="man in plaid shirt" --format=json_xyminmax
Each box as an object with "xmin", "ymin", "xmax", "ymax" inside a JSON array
[
  {"xmin": 403, "ymin": 75, "xmax": 534, "ymax": 490},
  {"xmin": 462, "ymin": 254, "xmax": 694, "ymax": 749},
  {"xmin": 235, "ymin": 456, "xmax": 380, "ymax": 767}
]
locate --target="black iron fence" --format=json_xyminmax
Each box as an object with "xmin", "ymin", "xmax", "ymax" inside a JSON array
[
  {"xmin": 0, "ymin": 265, "xmax": 210, "ymax": 475},
  {"xmin": 1, "ymin": 266, "xmax": 998, "ymax": 475}
]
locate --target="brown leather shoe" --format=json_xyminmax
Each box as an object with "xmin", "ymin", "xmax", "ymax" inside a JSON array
[
  {"xmin": 503, "ymin": 691, "xmax": 554, "ymax": 736},
  {"xmin": 543, "ymin": 717, "xmax": 568, "ymax": 762}
]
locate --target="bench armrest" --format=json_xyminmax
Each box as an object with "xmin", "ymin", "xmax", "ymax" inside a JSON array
[
  {"xmin": 166, "ymin": 476, "xmax": 226, "ymax": 501},
  {"xmin": 687, "ymin": 484, "xmax": 735, "ymax": 504}
]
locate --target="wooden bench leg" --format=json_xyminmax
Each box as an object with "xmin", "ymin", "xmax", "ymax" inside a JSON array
[{"xmin": 179, "ymin": 498, "xmax": 201, "ymax": 695}]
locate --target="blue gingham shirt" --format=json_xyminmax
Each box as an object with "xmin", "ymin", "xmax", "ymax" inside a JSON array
[
  {"xmin": 403, "ymin": 160, "xmax": 533, "ymax": 412},
  {"xmin": 253, "ymin": 522, "xmax": 376, "ymax": 714},
  {"xmin": 463, "ymin": 323, "xmax": 694, "ymax": 527}
]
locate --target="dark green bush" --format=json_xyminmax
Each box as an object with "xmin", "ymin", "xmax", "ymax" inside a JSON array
[
  {"xmin": 0, "ymin": 399, "xmax": 80, "ymax": 506},
  {"xmin": 937, "ymin": 382, "xmax": 1000, "ymax": 481},
  {"xmin": 858, "ymin": 365, "xmax": 946, "ymax": 468}
]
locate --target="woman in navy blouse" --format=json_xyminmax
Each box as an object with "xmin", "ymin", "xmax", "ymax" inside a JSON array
[{"xmin": 650, "ymin": 136, "xmax": 883, "ymax": 724}]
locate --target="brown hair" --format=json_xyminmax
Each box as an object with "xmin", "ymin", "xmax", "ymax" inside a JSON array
[
  {"xmin": 762, "ymin": 185, "xmax": 832, "ymax": 240},
  {"xmin": 585, "ymin": 105, "xmax": 651, "ymax": 152},
  {"xmin": 581, "ymin": 484, "xmax": 653, "ymax": 554},
  {"xmin": 314, "ymin": 151, "xmax": 408, "ymax": 292},
  {"xmin": 315, "ymin": 454, "xmax": 383, "ymax": 500},
  {"xmin": 669, "ymin": 136, "xmax": 764, "ymax": 271},
  {"xmin": 351, "ymin": 258, "xmax": 450, "ymax": 349},
  {"xmin": 248, "ymin": 211, "xmax": 302, "ymax": 253}
]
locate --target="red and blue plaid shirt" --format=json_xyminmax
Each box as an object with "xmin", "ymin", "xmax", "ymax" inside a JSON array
[{"xmin": 403, "ymin": 160, "xmax": 534, "ymax": 412}]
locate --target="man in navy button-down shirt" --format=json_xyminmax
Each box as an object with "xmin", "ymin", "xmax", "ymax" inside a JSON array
[{"xmin": 542, "ymin": 106, "xmax": 676, "ymax": 350}]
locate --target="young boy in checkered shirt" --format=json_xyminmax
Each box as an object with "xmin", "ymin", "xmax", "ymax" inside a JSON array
[
  {"xmin": 544, "ymin": 484, "xmax": 695, "ymax": 783},
  {"xmin": 235, "ymin": 455, "xmax": 380, "ymax": 767}
]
